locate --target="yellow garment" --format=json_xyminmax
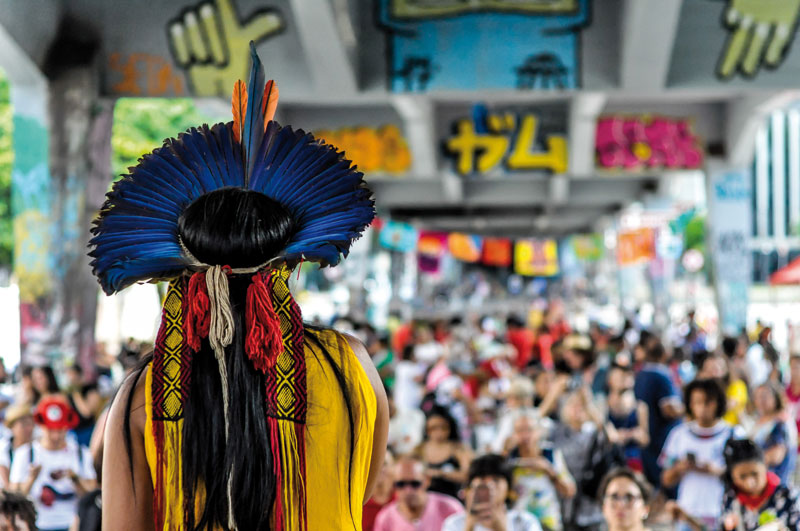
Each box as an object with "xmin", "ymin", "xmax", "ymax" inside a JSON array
[
  {"xmin": 724, "ymin": 379, "xmax": 748, "ymax": 426},
  {"xmin": 144, "ymin": 328, "xmax": 377, "ymax": 530}
]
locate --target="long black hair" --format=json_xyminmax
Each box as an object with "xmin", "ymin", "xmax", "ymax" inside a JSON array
[
  {"xmin": 122, "ymin": 188, "xmax": 357, "ymax": 530},
  {"xmin": 423, "ymin": 405, "xmax": 461, "ymax": 443}
]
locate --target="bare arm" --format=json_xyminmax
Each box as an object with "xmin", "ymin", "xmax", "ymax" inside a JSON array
[
  {"xmin": 102, "ymin": 369, "xmax": 154, "ymax": 531},
  {"xmin": 537, "ymin": 375, "xmax": 568, "ymax": 418},
  {"xmin": 660, "ymin": 398, "xmax": 685, "ymax": 419},
  {"xmin": 634, "ymin": 401, "xmax": 650, "ymax": 447},
  {"xmin": 345, "ymin": 335, "xmax": 389, "ymax": 504},
  {"xmin": 661, "ymin": 459, "xmax": 691, "ymax": 488},
  {"xmin": 71, "ymin": 389, "xmax": 102, "ymax": 419}
]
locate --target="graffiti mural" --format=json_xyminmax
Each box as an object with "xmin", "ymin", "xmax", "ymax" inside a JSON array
[
  {"xmin": 378, "ymin": 0, "xmax": 590, "ymax": 92},
  {"xmin": 445, "ymin": 110, "xmax": 568, "ymax": 176},
  {"xmin": 108, "ymin": 53, "xmax": 185, "ymax": 96},
  {"xmin": 168, "ymin": 0, "xmax": 283, "ymax": 97},
  {"xmin": 595, "ymin": 116, "xmax": 704, "ymax": 171},
  {"xmin": 315, "ymin": 125, "xmax": 412, "ymax": 174},
  {"xmin": 717, "ymin": 0, "xmax": 800, "ymax": 79}
]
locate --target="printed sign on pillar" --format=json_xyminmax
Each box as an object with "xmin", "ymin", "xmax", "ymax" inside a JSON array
[{"xmin": 708, "ymin": 169, "xmax": 752, "ymax": 335}]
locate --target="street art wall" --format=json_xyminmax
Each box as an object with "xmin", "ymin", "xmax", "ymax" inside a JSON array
[
  {"xmin": 377, "ymin": 0, "xmax": 591, "ymax": 92},
  {"xmin": 315, "ymin": 125, "xmax": 412, "ymax": 175},
  {"xmin": 444, "ymin": 105, "xmax": 568, "ymax": 176},
  {"xmin": 595, "ymin": 115, "xmax": 704, "ymax": 171}
]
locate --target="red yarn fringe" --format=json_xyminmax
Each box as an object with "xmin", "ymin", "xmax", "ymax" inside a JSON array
[
  {"xmin": 245, "ymin": 273, "xmax": 284, "ymax": 372},
  {"xmin": 184, "ymin": 272, "xmax": 210, "ymax": 352}
]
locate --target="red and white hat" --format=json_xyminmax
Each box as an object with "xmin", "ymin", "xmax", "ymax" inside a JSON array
[{"xmin": 34, "ymin": 398, "xmax": 79, "ymax": 430}]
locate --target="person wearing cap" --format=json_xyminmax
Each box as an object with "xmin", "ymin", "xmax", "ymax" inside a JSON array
[
  {"xmin": 9, "ymin": 397, "xmax": 96, "ymax": 531},
  {"xmin": 0, "ymin": 404, "xmax": 34, "ymax": 487}
]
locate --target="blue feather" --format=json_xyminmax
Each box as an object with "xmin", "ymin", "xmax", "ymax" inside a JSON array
[{"xmin": 243, "ymin": 41, "xmax": 265, "ymax": 183}]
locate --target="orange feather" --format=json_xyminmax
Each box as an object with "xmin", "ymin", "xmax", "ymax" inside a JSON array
[
  {"xmin": 231, "ymin": 80, "xmax": 247, "ymax": 144},
  {"xmin": 261, "ymin": 80, "xmax": 279, "ymax": 127}
]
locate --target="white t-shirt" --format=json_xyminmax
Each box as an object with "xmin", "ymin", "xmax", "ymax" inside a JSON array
[
  {"xmin": 442, "ymin": 509, "xmax": 542, "ymax": 531},
  {"xmin": 659, "ymin": 421, "xmax": 741, "ymax": 519},
  {"xmin": 393, "ymin": 360, "xmax": 425, "ymax": 410},
  {"xmin": 388, "ymin": 407, "xmax": 425, "ymax": 455},
  {"xmin": 9, "ymin": 440, "xmax": 96, "ymax": 529}
]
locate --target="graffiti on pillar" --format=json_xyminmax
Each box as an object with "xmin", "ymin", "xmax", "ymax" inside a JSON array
[
  {"xmin": 595, "ymin": 116, "xmax": 704, "ymax": 171},
  {"xmin": 377, "ymin": 0, "xmax": 590, "ymax": 91},
  {"xmin": 168, "ymin": 0, "xmax": 283, "ymax": 97},
  {"xmin": 108, "ymin": 53, "xmax": 185, "ymax": 96},
  {"xmin": 717, "ymin": 0, "xmax": 800, "ymax": 79},
  {"xmin": 445, "ymin": 110, "xmax": 568, "ymax": 176},
  {"xmin": 315, "ymin": 125, "xmax": 412, "ymax": 175},
  {"xmin": 11, "ymin": 115, "xmax": 52, "ymax": 302}
]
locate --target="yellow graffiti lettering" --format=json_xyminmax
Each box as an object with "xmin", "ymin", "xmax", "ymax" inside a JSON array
[{"xmin": 507, "ymin": 114, "xmax": 568, "ymax": 174}]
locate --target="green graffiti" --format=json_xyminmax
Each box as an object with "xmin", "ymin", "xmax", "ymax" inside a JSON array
[
  {"xmin": 168, "ymin": 0, "xmax": 283, "ymax": 97},
  {"xmin": 718, "ymin": 0, "xmax": 800, "ymax": 78}
]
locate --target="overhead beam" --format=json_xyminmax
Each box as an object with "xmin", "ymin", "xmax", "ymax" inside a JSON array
[
  {"xmin": 289, "ymin": 0, "xmax": 358, "ymax": 94},
  {"xmin": 391, "ymin": 94, "xmax": 439, "ymax": 178},
  {"xmin": 619, "ymin": 0, "xmax": 684, "ymax": 91},
  {"xmin": 568, "ymin": 93, "xmax": 607, "ymax": 177}
]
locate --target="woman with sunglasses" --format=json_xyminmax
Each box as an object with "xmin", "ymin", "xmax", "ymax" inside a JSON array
[
  {"xmin": 598, "ymin": 468, "xmax": 650, "ymax": 531},
  {"xmin": 720, "ymin": 439, "xmax": 800, "ymax": 531}
]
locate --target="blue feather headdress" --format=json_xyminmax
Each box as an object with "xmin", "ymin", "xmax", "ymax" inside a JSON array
[{"xmin": 89, "ymin": 43, "xmax": 374, "ymax": 295}]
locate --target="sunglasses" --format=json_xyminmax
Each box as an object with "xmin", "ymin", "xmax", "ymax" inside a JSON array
[
  {"xmin": 604, "ymin": 493, "xmax": 642, "ymax": 505},
  {"xmin": 394, "ymin": 480, "xmax": 423, "ymax": 489}
]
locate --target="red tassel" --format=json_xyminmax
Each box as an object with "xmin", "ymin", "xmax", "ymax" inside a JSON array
[
  {"xmin": 183, "ymin": 272, "xmax": 210, "ymax": 352},
  {"xmin": 245, "ymin": 273, "xmax": 284, "ymax": 372}
]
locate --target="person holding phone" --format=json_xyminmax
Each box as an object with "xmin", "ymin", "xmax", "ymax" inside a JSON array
[
  {"xmin": 9, "ymin": 398, "xmax": 96, "ymax": 531},
  {"xmin": 443, "ymin": 454, "xmax": 541, "ymax": 531},
  {"xmin": 660, "ymin": 379, "xmax": 742, "ymax": 530}
]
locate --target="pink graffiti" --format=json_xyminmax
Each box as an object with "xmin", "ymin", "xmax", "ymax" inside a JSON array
[{"xmin": 595, "ymin": 116, "xmax": 704, "ymax": 170}]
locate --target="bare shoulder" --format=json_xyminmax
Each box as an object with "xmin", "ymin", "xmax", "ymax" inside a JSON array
[
  {"xmin": 108, "ymin": 365, "xmax": 149, "ymax": 436},
  {"xmin": 342, "ymin": 333, "xmax": 381, "ymax": 390}
]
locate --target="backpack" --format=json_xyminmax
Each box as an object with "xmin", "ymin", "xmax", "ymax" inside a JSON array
[{"xmin": 580, "ymin": 429, "xmax": 627, "ymax": 499}]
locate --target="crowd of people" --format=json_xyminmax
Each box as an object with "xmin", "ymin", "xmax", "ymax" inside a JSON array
[
  {"xmin": 0, "ymin": 308, "xmax": 799, "ymax": 530},
  {"xmin": 350, "ymin": 308, "xmax": 800, "ymax": 530}
]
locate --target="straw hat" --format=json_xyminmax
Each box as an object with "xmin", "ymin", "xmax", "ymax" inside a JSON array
[{"xmin": 4, "ymin": 403, "xmax": 33, "ymax": 428}]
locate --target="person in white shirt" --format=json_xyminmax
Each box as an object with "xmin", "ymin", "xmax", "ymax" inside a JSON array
[
  {"xmin": 9, "ymin": 398, "xmax": 96, "ymax": 531},
  {"xmin": 0, "ymin": 404, "xmax": 34, "ymax": 487},
  {"xmin": 443, "ymin": 454, "xmax": 541, "ymax": 531},
  {"xmin": 660, "ymin": 379, "xmax": 742, "ymax": 530}
]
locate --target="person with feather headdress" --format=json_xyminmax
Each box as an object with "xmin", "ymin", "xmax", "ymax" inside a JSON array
[{"xmin": 94, "ymin": 43, "xmax": 389, "ymax": 530}]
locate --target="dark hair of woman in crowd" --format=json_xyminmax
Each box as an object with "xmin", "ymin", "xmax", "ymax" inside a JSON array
[
  {"xmin": 423, "ymin": 405, "xmax": 461, "ymax": 443},
  {"xmin": 722, "ymin": 438, "xmax": 764, "ymax": 487},
  {"xmin": 31, "ymin": 365, "xmax": 60, "ymax": 404},
  {"xmin": 683, "ymin": 378, "xmax": 727, "ymax": 420},
  {"xmin": 0, "ymin": 490, "xmax": 37, "ymax": 529},
  {"xmin": 597, "ymin": 467, "xmax": 652, "ymax": 503}
]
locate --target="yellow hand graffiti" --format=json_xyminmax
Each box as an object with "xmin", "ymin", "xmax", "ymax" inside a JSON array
[
  {"xmin": 169, "ymin": 0, "xmax": 283, "ymax": 96},
  {"xmin": 718, "ymin": 0, "xmax": 800, "ymax": 78}
]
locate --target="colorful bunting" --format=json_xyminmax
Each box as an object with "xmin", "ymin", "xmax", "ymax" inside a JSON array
[
  {"xmin": 617, "ymin": 228, "xmax": 656, "ymax": 266},
  {"xmin": 571, "ymin": 234, "xmax": 605, "ymax": 262},
  {"xmin": 447, "ymin": 233, "xmax": 482, "ymax": 263},
  {"xmin": 514, "ymin": 239, "xmax": 559, "ymax": 277},
  {"xmin": 379, "ymin": 220, "xmax": 419, "ymax": 252},
  {"xmin": 481, "ymin": 238, "xmax": 512, "ymax": 267}
]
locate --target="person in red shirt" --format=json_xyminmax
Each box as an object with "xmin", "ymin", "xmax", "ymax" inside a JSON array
[
  {"xmin": 506, "ymin": 316, "xmax": 535, "ymax": 371},
  {"xmin": 363, "ymin": 453, "xmax": 395, "ymax": 531}
]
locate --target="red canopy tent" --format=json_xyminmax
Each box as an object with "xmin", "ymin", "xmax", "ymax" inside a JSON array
[{"xmin": 770, "ymin": 256, "xmax": 800, "ymax": 285}]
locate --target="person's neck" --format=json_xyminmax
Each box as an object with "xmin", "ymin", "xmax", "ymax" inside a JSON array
[
  {"xmin": 791, "ymin": 380, "xmax": 800, "ymax": 394},
  {"xmin": 401, "ymin": 495, "xmax": 428, "ymax": 520},
  {"xmin": 519, "ymin": 443, "xmax": 540, "ymax": 457},
  {"xmin": 40, "ymin": 438, "xmax": 66, "ymax": 451},
  {"xmin": 12, "ymin": 438, "xmax": 26, "ymax": 450},
  {"xmin": 696, "ymin": 419, "xmax": 718, "ymax": 429},
  {"xmin": 608, "ymin": 522, "xmax": 645, "ymax": 531}
]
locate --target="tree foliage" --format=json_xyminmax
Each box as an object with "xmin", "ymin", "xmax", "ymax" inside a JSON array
[
  {"xmin": 111, "ymin": 98, "xmax": 223, "ymax": 181},
  {"xmin": 0, "ymin": 71, "xmax": 13, "ymax": 267}
]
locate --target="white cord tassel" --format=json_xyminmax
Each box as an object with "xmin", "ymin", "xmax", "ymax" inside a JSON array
[{"xmin": 205, "ymin": 265, "xmax": 237, "ymax": 529}]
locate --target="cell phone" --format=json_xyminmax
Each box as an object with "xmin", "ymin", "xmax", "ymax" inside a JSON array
[
  {"xmin": 471, "ymin": 484, "xmax": 491, "ymax": 514},
  {"xmin": 686, "ymin": 452, "xmax": 696, "ymax": 465}
]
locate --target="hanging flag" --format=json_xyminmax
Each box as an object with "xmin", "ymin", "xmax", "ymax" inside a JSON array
[
  {"xmin": 418, "ymin": 231, "xmax": 448, "ymax": 274},
  {"xmin": 379, "ymin": 220, "xmax": 419, "ymax": 252},
  {"xmin": 571, "ymin": 234, "xmax": 605, "ymax": 262},
  {"xmin": 514, "ymin": 239, "xmax": 559, "ymax": 276},
  {"xmin": 481, "ymin": 237, "xmax": 512, "ymax": 267},
  {"xmin": 617, "ymin": 228, "xmax": 656, "ymax": 266},
  {"xmin": 448, "ymin": 233, "xmax": 482, "ymax": 263}
]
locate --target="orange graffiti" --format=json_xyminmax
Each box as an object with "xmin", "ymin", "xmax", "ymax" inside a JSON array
[
  {"xmin": 316, "ymin": 125, "xmax": 412, "ymax": 175},
  {"xmin": 109, "ymin": 53, "xmax": 185, "ymax": 96}
]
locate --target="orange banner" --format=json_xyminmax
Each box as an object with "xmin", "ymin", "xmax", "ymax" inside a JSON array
[{"xmin": 617, "ymin": 228, "xmax": 656, "ymax": 266}]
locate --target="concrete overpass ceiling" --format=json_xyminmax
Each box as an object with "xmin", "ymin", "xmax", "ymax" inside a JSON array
[{"xmin": 1, "ymin": 0, "xmax": 799, "ymax": 239}]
